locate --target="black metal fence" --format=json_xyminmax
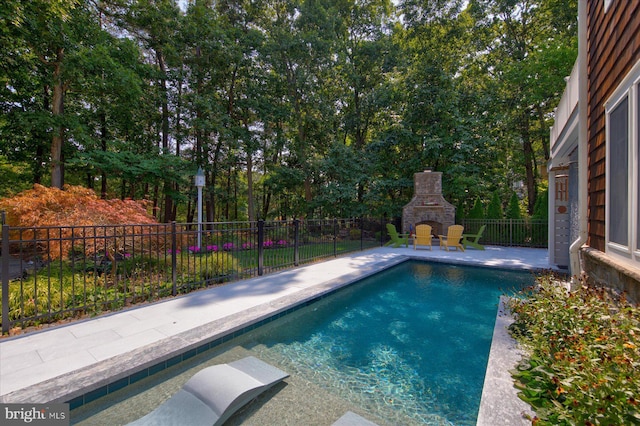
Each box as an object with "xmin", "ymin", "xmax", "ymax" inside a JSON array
[
  {"xmin": 1, "ymin": 216, "xmax": 547, "ymax": 333},
  {"xmin": 459, "ymin": 218, "xmax": 548, "ymax": 248},
  {"xmin": 1, "ymin": 218, "xmax": 387, "ymax": 333}
]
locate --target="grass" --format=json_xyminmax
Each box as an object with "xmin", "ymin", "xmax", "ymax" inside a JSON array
[{"xmin": 508, "ymin": 274, "xmax": 640, "ymax": 425}]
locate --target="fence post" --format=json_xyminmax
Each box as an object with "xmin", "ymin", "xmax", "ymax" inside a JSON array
[
  {"xmin": 2, "ymin": 224, "xmax": 10, "ymax": 334},
  {"xmin": 333, "ymin": 219, "xmax": 338, "ymax": 257},
  {"xmin": 360, "ymin": 217, "xmax": 364, "ymax": 251},
  {"xmin": 293, "ymin": 219, "xmax": 300, "ymax": 266},
  {"xmin": 257, "ymin": 220, "xmax": 264, "ymax": 276},
  {"xmin": 1, "ymin": 210, "xmax": 5, "ymax": 225},
  {"xmin": 509, "ymin": 219, "xmax": 513, "ymax": 246},
  {"xmin": 171, "ymin": 222, "xmax": 177, "ymax": 296}
]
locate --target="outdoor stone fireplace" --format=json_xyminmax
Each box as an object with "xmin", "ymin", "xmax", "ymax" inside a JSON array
[{"xmin": 402, "ymin": 170, "xmax": 456, "ymax": 237}]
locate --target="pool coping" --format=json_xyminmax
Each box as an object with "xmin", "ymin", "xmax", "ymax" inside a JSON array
[
  {"xmin": 476, "ymin": 296, "xmax": 535, "ymax": 425},
  {"xmin": 1, "ymin": 247, "xmax": 547, "ymax": 423}
]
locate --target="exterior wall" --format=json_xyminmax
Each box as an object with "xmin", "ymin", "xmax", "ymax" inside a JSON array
[
  {"xmin": 586, "ymin": 0, "xmax": 640, "ymax": 250},
  {"xmin": 583, "ymin": 0, "xmax": 640, "ymax": 300}
]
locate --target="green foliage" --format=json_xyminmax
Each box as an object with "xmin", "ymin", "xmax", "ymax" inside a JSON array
[
  {"xmin": 312, "ymin": 142, "xmax": 368, "ymax": 217},
  {"xmin": 186, "ymin": 252, "xmax": 240, "ymax": 283},
  {"xmin": 467, "ymin": 197, "xmax": 485, "ymax": 219},
  {"xmin": 508, "ymin": 275, "xmax": 640, "ymax": 425},
  {"xmin": 486, "ymin": 191, "xmax": 504, "ymax": 219},
  {"xmin": 0, "ymin": 156, "xmax": 31, "ymax": 198},
  {"xmin": 0, "ymin": 0, "xmax": 578, "ymax": 222},
  {"xmin": 506, "ymin": 192, "xmax": 522, "ymax": 219},
  {"xmin": 532, "ymin": 189, "xmax": 549, "ymax": 220}
]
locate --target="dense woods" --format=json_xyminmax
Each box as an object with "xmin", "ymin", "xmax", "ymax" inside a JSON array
[{"xmin": 0, "ymin": 0, "xmax": 577, "ymax": 222}]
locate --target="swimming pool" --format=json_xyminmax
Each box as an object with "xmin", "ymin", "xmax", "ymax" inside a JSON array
[{"xmin": 71, "ymin": 260, "xmax": 533, "ymax": 425}]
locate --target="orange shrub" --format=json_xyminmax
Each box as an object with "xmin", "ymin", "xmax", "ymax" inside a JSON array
[{"xmin": 0, "ymin": 185, "xmax": 163, "ymax": 259}]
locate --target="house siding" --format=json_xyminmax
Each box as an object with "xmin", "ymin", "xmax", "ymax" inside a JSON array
[{"xmin": 587, "ymin": 0, "xmax": 640, "ymax": 251}]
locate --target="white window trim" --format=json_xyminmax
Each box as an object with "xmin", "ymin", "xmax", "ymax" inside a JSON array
[{"xmin": 605, "ymin": 59, "xmax": 640, "ymax": 267}]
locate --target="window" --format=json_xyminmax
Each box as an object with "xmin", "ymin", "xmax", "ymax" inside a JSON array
[
  {"xmin": 605, "ymin": 59, "xmax": 640, "ymax": 265},
  {"xmin": 609, "ymin": 97, "xmax": 628, "ymax": 246}
]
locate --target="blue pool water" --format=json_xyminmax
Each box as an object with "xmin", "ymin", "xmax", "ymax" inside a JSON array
[{"xmin": 72, "ymin": 261, "xmax": 533, "ymax": 425}]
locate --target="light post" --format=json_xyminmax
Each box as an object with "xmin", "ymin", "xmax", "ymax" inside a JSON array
[{"xmin": 195, "ymin": 167, "xmax": 205, "ymax": 249}]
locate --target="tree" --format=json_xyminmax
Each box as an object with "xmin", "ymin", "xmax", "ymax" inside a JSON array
[
  {"xmin": 468, "ymin": 197, "xmax": 484, "ymax": 219},
  {"xmin": 0, "ymin": 0, "xmax": 579, "ymax": 224},
  {"xmin": 532, "ymin": 188, "xmax": 548, "ymax": 220},
  {"xmin": 506, "ymin": 191, "xmax": 522, "ymax": 219},
  {"xmin": 470, "ymin": 0, "xmax": 577, "ymax": 213},
  {"xmin": 2, "ymin": 0, "xmax": 87, "ymax": 188},
  {"xmin": 486, "ymin": 191, "xmax": 504, "ymax": 219}
]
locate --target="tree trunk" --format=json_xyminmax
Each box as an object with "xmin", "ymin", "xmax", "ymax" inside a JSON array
[
  {"xmin": 50, "ymin": 48, "xmax": 65, "ymax": 189},
  {"xmin": 537, "ymin": 103, "xmax": 550, "ymax": 161},
  {"xmin": 521, "ymin": 112, "xmax": 537, "ymax": 214},
  {"xmin": 100, "ymin": 111, "xmax": 108, "ymax": 198},
  {"xmin": 246, "ymin": 152, "xmax": 255, "ymax": 222},
  {"xmin": 157, "ymin": 50, "xmax": 173, "ymax": 222},
  {"xmin": 152, "ymin": 184, "xmax": 159, "ymax": 220}
]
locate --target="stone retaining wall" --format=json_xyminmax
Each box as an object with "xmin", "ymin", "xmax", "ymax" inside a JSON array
[{"xmin": 581, "ymin": 247, "xmax": 640, "ymax": 305}]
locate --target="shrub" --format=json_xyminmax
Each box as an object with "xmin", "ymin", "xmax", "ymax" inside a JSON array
[
  {"xmin": 468, "ymin": 197, "xmax": 484, "ymax": 219},
  {"xmin": 532, "ymin": 189, "xmax": 549, "ymax": 220},
  {"xmin": 486, "ymin": 191, "xmax": 504, "ymax": 219},
  {"xmin": 349, "ymin": 229, "xmax": 362, "ymax": 240},
  {"xmin": 0, "ymin": 185, "xmax": 158, "ymax": 259},
  {"xmin": 508, "ymin": 275, "xmax": 640, "ymax": 425},
  {"xmin": 506, "ymin": 191, "xmax": 522, "ymax": 219}
]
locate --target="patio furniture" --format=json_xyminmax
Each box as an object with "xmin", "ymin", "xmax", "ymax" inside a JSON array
[
  {"xmin": 462, "ymin": 224, "xmax": 486, "ymax": 250},
  {"xmin": 439, "ymin": 225, "xmax": 465, "ymax": 252},
  {"xmin": 413, "ymin": 224, "xmax": 433, "ymax": 250},
  {"xmin": 385, "ymin": 224, "xmax": 409, "ymax": 248},
  {"xmin": 128, "ymin": 356, "xmax": 289, "ymax": 426}
]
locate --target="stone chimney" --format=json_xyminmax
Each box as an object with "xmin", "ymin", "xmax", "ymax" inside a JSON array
[{"xmin": 402, "ymin": 170, "xmax": 456, "ymax": 236}]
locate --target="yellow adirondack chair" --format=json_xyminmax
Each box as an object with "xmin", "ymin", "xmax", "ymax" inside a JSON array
[
  {"xmin": 439, "ymin": 225, "xmax": 465, "ymax": 251},
  {"xmin": 413, "ymin": 224, "xmax": 433, "ymax": 250},
  {"xmin": 385, "ymin": 224, "xmax": 409, "ymax": 248}
]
